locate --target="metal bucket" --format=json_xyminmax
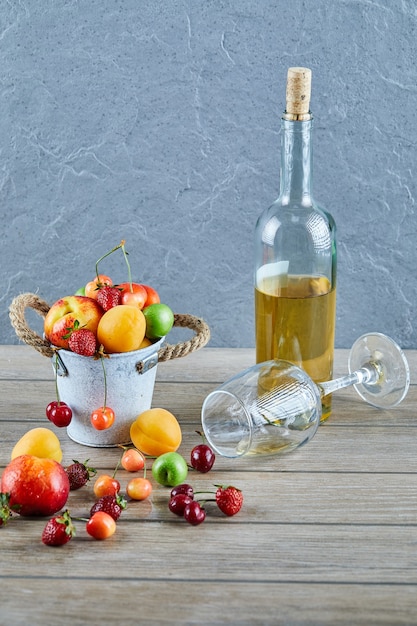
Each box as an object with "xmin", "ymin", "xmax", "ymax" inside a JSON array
[
  {"xmin": 53, "ymin": 337, "xmax": 165, "ymax": 447},
  {"xmin": 10, "ymin": 293, "xmax": 211, "ymax": 448}
]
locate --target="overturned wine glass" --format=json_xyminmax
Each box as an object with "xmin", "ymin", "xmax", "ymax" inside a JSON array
[{"xmin": 201, "ymin": 333, "xmax": 410, "ymax": 458}]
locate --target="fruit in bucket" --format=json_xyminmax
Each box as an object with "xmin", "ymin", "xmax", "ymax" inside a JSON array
[
  {"xmin": 44, "ymin": 295, "xmax": 103, "ymax": 350},
  {"xmin": 43, "ymin": 241, "xmax": 173, "ymax": 355},
  {"xmin": 97, "ymin": 305, "xmax": 146, "ymax": 353},
  {"xmin": 118, "ymin": 282, "xmax": 148, "ymax": 308},
  {"xmin": 143, "ymin": 303, "xmax": 174, "ymax": 339}
]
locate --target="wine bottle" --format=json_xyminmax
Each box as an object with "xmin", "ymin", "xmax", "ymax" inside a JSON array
[{"xmin": 254, "ymin": 67, "xmax": 337, "ymax": 420}]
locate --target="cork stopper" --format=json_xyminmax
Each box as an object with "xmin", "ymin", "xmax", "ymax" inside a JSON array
[{"xmin": 284, "ymin": 67, "xmax": 312, "ymax": 120}]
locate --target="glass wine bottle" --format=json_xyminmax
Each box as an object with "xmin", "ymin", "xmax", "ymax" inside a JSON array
[{"xmin": 254, "ymin": 67, "xmax": 337, "ymax": 420}]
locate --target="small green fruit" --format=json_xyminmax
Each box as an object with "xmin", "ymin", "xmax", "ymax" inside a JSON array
[{"xmin": 152, "ymin": 452, "xmax": 188, "ymax": 487}]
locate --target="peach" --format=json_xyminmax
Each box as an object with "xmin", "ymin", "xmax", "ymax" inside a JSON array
[
  {"xmin": 44, "ymin": 295, "xmax": 104, "ymax": 349},
  {"xmin": 97, "ymin": 305, "xmax": 146, "ymax": 353}
]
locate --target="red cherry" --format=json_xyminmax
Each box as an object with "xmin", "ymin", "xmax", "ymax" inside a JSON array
[
  {"xmin": 184, "ymin": 501, "xmax": 206, "ymax": 526},
  {"xmin": 46, "ymin": 401, "xmax": 72, "ymax": 427},
  {"xmin": 169, "ymin": 494, "xmax": 193, "ymax": 516},
  {"xmin": 190, "ymin": 444, "xmax": 215, "ymax": 473},
  {"xmin": 170, "ymin": 483, "xmax": 194, "ymax": 499}
]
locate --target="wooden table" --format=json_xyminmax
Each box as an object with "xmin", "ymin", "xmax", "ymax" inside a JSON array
[{"xmin": 1, "ymin": 345, "xmax": 416, "ymax": 625}]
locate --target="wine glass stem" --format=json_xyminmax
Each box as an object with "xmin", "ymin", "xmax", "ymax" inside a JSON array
[{"xmin": 318, "ymin": 364, "xmax": 379, "ymax": 398}]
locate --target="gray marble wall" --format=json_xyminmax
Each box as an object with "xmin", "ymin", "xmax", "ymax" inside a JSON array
[{"xmin": 1, "ymin": 1, "xmax": 416, "ymax": 349}]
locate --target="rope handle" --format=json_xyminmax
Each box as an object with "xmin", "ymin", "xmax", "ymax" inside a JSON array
[{"xmin": 9, "ymin": 293, "xmax": 210, "ymax": 362}]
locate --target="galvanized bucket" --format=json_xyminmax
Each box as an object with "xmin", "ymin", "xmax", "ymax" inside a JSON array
[{"xmin": 9, "ymin": 293, "xmax": 210, "ymax": 447}]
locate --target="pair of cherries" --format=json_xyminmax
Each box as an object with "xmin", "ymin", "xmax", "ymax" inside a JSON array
[{"xmin": 45, "ymin": 401, "xmax": 115, "ymax": 431}]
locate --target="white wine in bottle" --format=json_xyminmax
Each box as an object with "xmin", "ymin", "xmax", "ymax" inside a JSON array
[{"xmin": 254, "ymin": 67, "xmax": 337, "ymax": 421}]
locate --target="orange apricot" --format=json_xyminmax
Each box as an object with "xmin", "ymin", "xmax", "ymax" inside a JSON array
[
  {"xmin": 97, "ymin": 305, "xmax": 146, "ymax": 353},
  {"xmin": 130, "ymin": 408, "xmax": 182, "ymax": 457}
]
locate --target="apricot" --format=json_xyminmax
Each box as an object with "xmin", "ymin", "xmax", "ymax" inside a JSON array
[
  {"xmin": 97, "ymin": 305, "xmax": 146, "ymax": 353},
  {"xmin": 130, "ymin": 408, "xmax": 182, "ymax": 456},
  {"xmin": 11, "ymin": 427, "xmax": 63, "ymax": 463}
]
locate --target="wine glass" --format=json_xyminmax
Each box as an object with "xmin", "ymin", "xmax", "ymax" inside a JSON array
[{"xmin": 201, "ymin": 332, "xmax": 410, "ymax": 458}]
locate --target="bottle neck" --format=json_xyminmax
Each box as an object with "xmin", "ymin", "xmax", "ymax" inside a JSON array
[{"xmin": 279, "ymin": 118, "xmax": 313, "ymax": 204}]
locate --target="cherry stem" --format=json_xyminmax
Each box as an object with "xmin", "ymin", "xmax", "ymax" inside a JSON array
[
  {"xmin": 94, "ymin": 239, "xmax": 126, "ymax": 283},
  {"xmin": 112, "ymin": 456, "xmax": 121, "ymax": 479},
  {"xmin": 119, "ymin": 240, "xmax": 134, "ymax": 292},
  {"xmin": 54, "ymin": 352, "xmax": 62, "ymax": 405},
  {"xmin": 100, "ymin": 355, "xmax": 108, "ymax": 409}
]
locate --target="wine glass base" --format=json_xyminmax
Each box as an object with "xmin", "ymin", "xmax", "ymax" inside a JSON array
[{"xmin": 348, "ymin": 332, "xmax": 410, "ymax": 409}]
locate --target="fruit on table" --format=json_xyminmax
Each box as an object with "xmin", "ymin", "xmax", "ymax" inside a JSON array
[
  {"xmin": 65, "ymin": 460, "xmax": 97, "ymax": 491},
  {"xmin": 42, "ymin": 510, "xmax": 75, "ymax": 546},
  {"xmin": 215, "ymin": 485, "xmax": 243, "ymax": 517},
  {"xmin": 1, "ymin": 455, "xmax": 70, "ymax": 517},
  {"xmin": 143, "ymin": 303, "xmax": 174, "ymax": 339},
  {"xmin": 11, "ymin": 427, "xmax": 63, "ymax": 462},
  {"xmin": 126, "ymin": 476, "xmax": 153, "ymax": 501},
  {"xmin": 170, "ymin": 483, "xmax": 194, "ymax": 499},
  {"xmin": 86, "ymin": 511, "xmax": 116, "ymax": 540},
  {"xmin": 183, "ymin": 500, "xmax": 206, "ymax": 526},
  {"xmin": 130, "ymin": 408, "xmax": 182, "ymax": 457},
  {"xmin": 90, "ymin": 494, "xmax": 127, "ymax": 521},
  {"xmin": 97, "ymin": 304, "xmax": 146, "ymax": 353},
  {"xmin": 190, "ymin": 442, "xmax": 215, "ymax": 473},
  {"xmin": 151, "ymin": 451, "xmax": 188, "ymax": 487},
  {"xmin": 120, "ymin": 448, "xmax": 145, "ymax": 472},
  {"xmin": 169, "ymin": 493, "xmax": 193, "ymax": 516},
  {"xmin": 93, "ymin": 474, "xmax": 121, "ymax": 498},
  {"xmin": 44, "ymin": 295, "xmax": 103, "ymax": 350},
  {"xmin": 0, "ymin": 493, "xmax": 13, "ymax": 527}
]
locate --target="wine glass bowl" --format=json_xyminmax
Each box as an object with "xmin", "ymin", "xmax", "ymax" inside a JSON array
[{"xmin": 201, "ymin": 333, "xmax": 410, "ymax": 459}]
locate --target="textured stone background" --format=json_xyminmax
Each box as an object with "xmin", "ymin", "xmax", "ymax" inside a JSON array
[{"xmin": 1, "ymin": 0, "xmax": 416, "ymax": 349}]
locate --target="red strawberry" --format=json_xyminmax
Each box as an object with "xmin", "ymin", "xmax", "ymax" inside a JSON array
[
  {"xmin": 68, "ymin": 328, "xmax": 97, "ymax": 356},
  {"xmin": 215, "ymin": 485, "xmax": 243, "ymax": 517},
  {"xmin": 90, "ymin": 494, "xmax": 127, "ymax": 521},
  {"xmin": 66, "ymin": 460, "xmax": 97, "ymax": 491},
  {"xmin": 42, "ymin": 510, "xmax": 75, "ymax": 546},
  {"xmin": 97, "ymin": 286, "xmax": 122, "ymax": 311},
  {"xmin": 0, "ymin": 492, "xmax": 13, "ymax": 526}
]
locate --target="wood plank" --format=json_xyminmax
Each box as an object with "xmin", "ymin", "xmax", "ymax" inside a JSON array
[
  {"xmin": 1, "ymin": 520, "xmax": 417, "ymax": 584},
  {"xmin": 2, "ymin": 345, "xmax": 416, "ymax": 383},
  {"xmin": 2, "ymin": 579, "xmax": 416, "ymax": 626}
]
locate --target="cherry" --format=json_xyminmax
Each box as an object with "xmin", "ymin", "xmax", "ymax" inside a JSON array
[
  {"xmin": 90, "ymin": 406, "xmax": 115, "ymax": 430},
  {"xmin": 190, "ymin": 444, "xmax": 215, "ymax": 473},
  {"xmin": 170, "ymin": 483, "xmax": 194, "ymax": 499},
  {"xmin": 94, "ymin": 474, "xmax": 121, "ymax": 498},
  {"xmin": 46, "ymin": 401, "xmax": 73, "ymax": 427},
  {"xmin": 184, "ymin": 501, "xmax": 206, "ymax": 526},
  {"xmin": 169, "ymin": 494, "xmax": 193, "ymax": 516}
]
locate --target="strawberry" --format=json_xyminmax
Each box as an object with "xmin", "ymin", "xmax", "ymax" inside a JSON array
[
  {"xmin": 68, "ymin": 328, "xmax": 97, "ymax": 357},
  {"xmin": 66, "ymin": 460, "xmax": 97, "ymax": 490},
  {"xmin": 215, "ymin": 485, "xmax": 243, "ymax": 517},
  {"xmin": 90, "ymin": 494, "xmax": 127, "ymax": 521},
  {"xmin": 42, "ymin": 510, "xmax": 75, "ymax": 546},
  {"xmin": 0, "ymin": 492, "xmax": 13, "ymax": 527},
  {"xmin": 97, "ymin": 286, "xmax": 122, "ymax": 311}
]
